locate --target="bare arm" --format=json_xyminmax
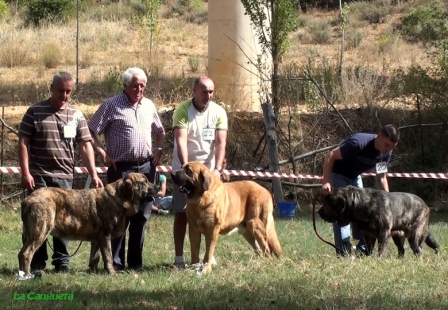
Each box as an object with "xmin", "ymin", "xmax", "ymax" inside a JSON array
[
  {"xmin": 322, "ymin": 147, "xmax": 343, "ymax": 193},
  {"xmin": 213, "ymin": 129, "xmax": 227, "ymax": 178},
  {"xmin": 79, "ymin": 140, "xmax": 103, "ymax": 188},
  {"xmin": 151, "ymin": 131, "xmax": 166, "ymax": 166},
  {"xmin": 89, "ymin": 129, "xmax": 115, "ymax": 170},
  {"xmin": 18, "ymin": 136, "xmax": 34, "ymax": 191},
  {"xmin": 174, "ymin": 127, "xmax": 188, "ymax": 166},
  {"xmin": 376, "ymin": 173, "xmax": 389, "ymax": 192},
  {"xmin": 157, "ymin": 179, "xmax": 167, "ymax": 197}
]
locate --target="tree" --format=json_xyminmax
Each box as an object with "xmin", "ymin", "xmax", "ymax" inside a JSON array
[
  {"xmin": 240, "ymin": 0, "xmax": 298, "ymax": 204},
  {"xmin": 141, "ymin": 0, "xmax": 162, "ymax": 56},
  {"xmin": 240, "ymin": 0, "xmax": 297, "ymax": 118}
]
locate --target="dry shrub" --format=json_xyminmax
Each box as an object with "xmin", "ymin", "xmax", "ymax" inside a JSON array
[
  {"xmin": 339, "ymin": 66, "xmax": 391, "ymax": 107},
  {"xmin": 145, "ymin": 51, "xmax": 167, "ymax": 78},
  {"xmin": 306, "ymin": 19, "xmax": 333, "ymax": 44},
  {"xmin": 0, "ymin": 42, "xmax": 30, "ymax": 68},
  {"xmin": 41, "ymin": 41, "xmax": 62, "ymax": 69}
]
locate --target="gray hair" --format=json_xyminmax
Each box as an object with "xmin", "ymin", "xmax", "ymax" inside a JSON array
[
  {"xmin": 122, "ymin": 67, "xmax": 147, "ymax": 86},
  {"xmin": 52, "ymin": 71, "xmax": 76, "ymax": 85}
]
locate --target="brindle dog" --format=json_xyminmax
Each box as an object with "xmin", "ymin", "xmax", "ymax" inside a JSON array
[
  {"xmin": 18, "ymin": 172, "xmax": 157, "ymax": 276},
  {"xmin": 318, "ymin": 186, "xmax": 439, "ymax": 257}
]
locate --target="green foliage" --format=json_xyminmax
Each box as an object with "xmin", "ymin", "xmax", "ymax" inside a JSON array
[
  {"xmin": 0, "ymin": 0, "xmax": 8, "ymax": 19},
  {"xmin": 25, "ymin": 0, "xmax": 75, "ymax": 27},
  {"xmin": 399, "ymin": 5, "xmax": 447, "ymax": 43},
  {"xmin": 241, "ymin": 0, "xmax": 298, "ymax": 57}
]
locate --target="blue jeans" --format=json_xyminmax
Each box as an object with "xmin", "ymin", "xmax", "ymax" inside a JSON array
[
  {"xmin": 28, "ymin": 176, "xmax": 73, "ymax": 270},
  {"xmin": 331, "ymin": 173, "xmax": 368, "ymax": 256}
]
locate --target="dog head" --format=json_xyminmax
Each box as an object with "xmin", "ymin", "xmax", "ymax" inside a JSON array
[
  {"xmin": 318, "ymin": 187, "xmax": 353, "ymax": 226},
  {"xmin": 120, "ymin": 172, "xmax": 158, "ymax": 214},
  {"xmin": 171, "ymin": 162, "xmax": 216, "ymax": 198}
]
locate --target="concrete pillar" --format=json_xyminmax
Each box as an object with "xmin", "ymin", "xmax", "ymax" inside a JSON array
[{"xmin": 208, "ymin": 0, "xmax": 267, "ymax": 112}]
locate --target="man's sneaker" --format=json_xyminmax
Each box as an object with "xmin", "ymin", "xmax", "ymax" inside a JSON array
[{"xmin": 158, "ymin": 209, "xmax": 169, "ymax": 215}]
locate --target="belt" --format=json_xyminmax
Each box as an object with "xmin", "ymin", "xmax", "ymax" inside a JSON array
[{"xmin": 115, "ymin": 157, "xmax": 152, "ymax": 166}]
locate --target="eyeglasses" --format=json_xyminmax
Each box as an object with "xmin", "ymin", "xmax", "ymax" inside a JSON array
[{"xmin": 127, "ymin": 82, "xmax": 146, "ymax": 90}]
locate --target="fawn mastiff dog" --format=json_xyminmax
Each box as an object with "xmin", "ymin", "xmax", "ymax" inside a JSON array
[
  {"xmin": 18, "ymin": 172, "xmax": 157, "ymax": 276},
  {"xmin": 171, "ymin": 162, "xmax": 282, "ymax": 274},
  {"xmin": 318, "ymin": 186, "xmax": 439, "ymax": 257}
]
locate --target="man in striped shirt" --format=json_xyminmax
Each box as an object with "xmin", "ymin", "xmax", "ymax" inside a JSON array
[
  {"xmin": 18, "ymin": 71, "xmax": 103, "ymax": 273},
  {"xmin": 89, "ymin": 67, "xmax": 166, "ymax": 271}
]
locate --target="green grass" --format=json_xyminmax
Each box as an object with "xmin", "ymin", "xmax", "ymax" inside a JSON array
[{"xmin": 0, "ymin": 205, "xmax": 448, "ymax": 309}]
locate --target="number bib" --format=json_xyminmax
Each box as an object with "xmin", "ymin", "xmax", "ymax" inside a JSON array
[
  {"xmin": 63, "ymin": 125, "xmax": 76, "ymax": 139},
  {"xmin": 376, "ymin": 162, "xmax": 388, "ymax": 174},
  {"xmin": 202, "ymin": 128, "xmax": 215, "ymax": 141}
]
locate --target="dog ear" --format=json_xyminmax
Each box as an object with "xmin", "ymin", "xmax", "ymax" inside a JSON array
[
  {"xmin": 202, "ymin": 170, "xmax": 213, "ymax": 191},
  {"xmin": 121, "ymin": 176, "xmax": 134, "ymax": 201}
]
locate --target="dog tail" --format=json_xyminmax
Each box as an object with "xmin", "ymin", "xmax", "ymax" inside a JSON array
[
  {"xmin": 266, "ymin": 213, "xmax": 282, "ymax": 257},
  {"xmin": 425, "ymin": 231, "xmax": 440, "ymax": 254}
]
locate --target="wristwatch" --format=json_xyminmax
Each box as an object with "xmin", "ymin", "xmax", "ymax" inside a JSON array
[{"xmin": 214, "ymin": 167, "xmax": 223, "ymax": 173}]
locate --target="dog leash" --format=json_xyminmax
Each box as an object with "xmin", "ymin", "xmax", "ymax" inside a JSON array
[
  {"xmin": 47, "ymin": 240, "xmax": 84, "ymax": 258},
  {"xmin": 312, "ymin": 193, "xmax": 343, "ymax": 253}
]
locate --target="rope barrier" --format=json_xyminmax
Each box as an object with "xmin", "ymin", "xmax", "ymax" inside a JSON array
[{"xmin": 2, "ymin": 166, "xmax": 448, "ymax": 179}]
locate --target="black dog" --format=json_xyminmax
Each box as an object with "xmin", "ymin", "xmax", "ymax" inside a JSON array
[{"xmin": 318, "ymin": 186, "xmax": 439, "ymax": 257}]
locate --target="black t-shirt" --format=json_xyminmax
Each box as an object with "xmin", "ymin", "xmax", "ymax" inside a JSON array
[{"xmin": 332, "ymin": 133, "xmax": 392, "ymax": 179}]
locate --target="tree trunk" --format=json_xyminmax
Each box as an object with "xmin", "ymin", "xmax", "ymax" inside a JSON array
[{"xmin": 261, "ymin": 102, "xmax": 283, "ymax": 205}]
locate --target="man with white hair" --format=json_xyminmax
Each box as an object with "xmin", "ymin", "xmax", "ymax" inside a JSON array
[{"xmin": 89, "ymin": 67, "xmax": 166, "ymax": 271}]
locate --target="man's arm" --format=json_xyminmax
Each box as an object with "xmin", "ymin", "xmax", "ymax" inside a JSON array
[
  {"xmin": 78, "ymin": 140, "xmax": 103, "ymax": 188},
  {"xmin": 213, "ymin": 129, "xmax": 227, "ymax": 171},
  {"xmin": 151, "ymin": 131, "xmax": 166, "ymax": 166},
  {"xmin": 89, "ymin": 129, "xmax": 116, "ymax": 170},
  {"xmin": 18, "ymin": 136, "xmax": 34, "ymax": 191},
  {"xmin": 322, "ymin": 147, "xmax": 343, "ymax": 193},
  {"xmin": 376, "ymin": 173, "xmax": 389, "ymax": 192},
  {"xmin": 174, "ymin": 127, "xmax": 188, "ymax": 166},
  {"xmin": 157, "ymin": 179, "xmax": 167, "ymax": 198}
]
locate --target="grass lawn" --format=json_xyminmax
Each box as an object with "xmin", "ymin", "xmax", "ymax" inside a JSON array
[{"xmin": 0, "ymin": 203, "xmax": 447, "ymax": 309}]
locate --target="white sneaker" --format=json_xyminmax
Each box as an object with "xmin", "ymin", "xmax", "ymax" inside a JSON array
[{"xmin": 158, "ymin": 209, "xmax": 169, "ymax": 215}]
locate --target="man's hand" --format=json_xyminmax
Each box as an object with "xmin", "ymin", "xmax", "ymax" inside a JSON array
[
  {"xmin": 321, "ymin": 182, "xmax": 332, "ymax": 195},
  {"xmin": 21, "ymin": 173, "xmax": 34, "ymax": 191},
  {"xmin": 92, "ymin": 175, "xmax": 104, "ymax": 188},
  {"xmin": 151, "ymin": 149, "xmax": 163, "ymax": 166},
  {"xmin": 212, "ymin": 168, "xmax": 222, "ymax": 180}
]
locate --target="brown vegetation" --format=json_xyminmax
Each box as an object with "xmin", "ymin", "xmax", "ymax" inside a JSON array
[{"xmin": 1, "ymin": 0, "xmax": 447, "ymax": 204}]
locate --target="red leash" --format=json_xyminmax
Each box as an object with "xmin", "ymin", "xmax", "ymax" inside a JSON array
[{"xmin": 312, "ymin": 193, "xmax": 343, "ymax": 252}]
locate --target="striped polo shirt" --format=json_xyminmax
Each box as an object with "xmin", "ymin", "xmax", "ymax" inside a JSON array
[
  {"xmin": 88, "ymin": 93, "xmax": 165, "ymax": 162},
  {"xmin": 19, "ymin": 100, "xmax": 92, "ymax": 179}
]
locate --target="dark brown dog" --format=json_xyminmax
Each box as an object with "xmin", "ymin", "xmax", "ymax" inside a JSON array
[
  {"xmin": 18, "ymin": 172, "xmax": 157, "ymax": 276},
  {"xmin": 318, "ymin": 186, "xmax": 439, "ymax": 257},
  {"xmin": 171, "ymin": 161, "xmax": 282, "ymax": 274}
]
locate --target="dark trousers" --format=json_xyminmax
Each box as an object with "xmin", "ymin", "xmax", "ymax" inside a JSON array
[
  {"xmin": 107, "ymin": 159, "xmax": 156, "ymax": 269},
  {"xmin": 28, "ymin": 176, "xmax": 73, "ymax": 270}
]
